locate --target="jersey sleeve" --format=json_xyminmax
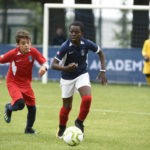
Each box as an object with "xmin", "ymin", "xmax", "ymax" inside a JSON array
[
  {"xmin": 87, "ymin": 39, "xmax": 101, "ymax": 53},
  {"xmin": 32, "ymin": 48, "xmax": 47, "ymax": 64},
  {"xmin": 33, "ymin": 48, "xmax": 49, "ymax": 69},
  {"xmin": 55, "ymin": 45, "xmax": 67, "ymax": 62},
  {"xmin": 0, "ymin": 50, "xmax": 15, "ymax": 63}
]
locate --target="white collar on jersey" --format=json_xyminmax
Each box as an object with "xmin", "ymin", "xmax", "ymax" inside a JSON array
[
  {"xmin": 17, "ymin": 52, "xmax": 21, "ymax": 55},
  {"xmin": 69, "ymin": 40, "xmax": 85, "ymax": 47}
]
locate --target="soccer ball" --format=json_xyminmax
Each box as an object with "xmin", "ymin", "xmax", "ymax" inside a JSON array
[{"xmin": 63, "ymin": 126, "xmax": 84, "ymax": 146}]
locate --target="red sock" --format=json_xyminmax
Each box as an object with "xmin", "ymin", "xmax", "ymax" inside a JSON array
[
  {"xmin": 78, "ymin": 95, "xmax": 92, "ymax": 121},
  {"xmin": 59, "ymin": 106, "xmax": 71, "ymax": 126}
]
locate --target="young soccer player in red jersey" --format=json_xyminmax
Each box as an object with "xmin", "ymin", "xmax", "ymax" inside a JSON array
[
  {"xmin": 0, "ymin": 30, "xmax": 48, "ymax": 134},
  {"xmin": 51, "ymin": 21, "xmax": 107, "ymax": 138}
]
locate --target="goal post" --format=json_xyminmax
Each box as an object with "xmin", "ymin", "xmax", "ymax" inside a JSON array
[{"xmin": 42, "ymin": 3, "xmax": 150, "ymax": 84}]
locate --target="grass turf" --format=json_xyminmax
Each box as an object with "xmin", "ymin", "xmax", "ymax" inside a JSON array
[{"xmin": 0, "ymin": 79, "xmax": 150, "ymax": 150}]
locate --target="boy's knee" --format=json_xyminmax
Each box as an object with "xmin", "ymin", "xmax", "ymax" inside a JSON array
[
  {"xmin": 17, "ymin": 99, "xmax": 25, "ymax": 110},
  {"xmin": 12, "ymin": 99, "xmax": 25, "ymax": 111},
  {"xmin": 27, "ymin": 105, "xmax": 36, "ymax": 113}
]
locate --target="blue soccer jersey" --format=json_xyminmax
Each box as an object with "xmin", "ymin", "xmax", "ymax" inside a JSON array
[{"xmin": 55, "ymin": 37, "xmax": 101, "ymax": 79}]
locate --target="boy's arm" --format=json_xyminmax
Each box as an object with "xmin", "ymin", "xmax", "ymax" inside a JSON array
[
  {"xmin": 51, "ymin": 58, "xmax": 78, "ymax": 72},
  {"xmin": 0, "ymin": 51, "xmax": 14, "ymax": 63},
  {"xmin": 0, "ymin": 51, "xmax": 12, "ymax": 84},
  {"xmin": 32, "ymin": 48, "xmax": 49, "ymax": 75},
  {"xmin": 96, "ymin": 50, "xmax": 107, "ymax": 85},
  {"xmin": 38, "ymin": 65, "xmax": 47, "ymax": 77}
]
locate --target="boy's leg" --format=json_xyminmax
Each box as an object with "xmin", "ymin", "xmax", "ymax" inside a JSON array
[
  {"xmin": 76, "ymin": 73, "xmax": 92, "ymax": 133},
  {"xmin": 56, "ymin": 78, "xmax": 75, "ymax": 138},
  {"xmin": 75, "ymin": 94, "xmax": 92, "ymax": 133},
  {"xmin": 4, "ymin": 99, "xmax": 25, "ymax": 123},
  {"xmin": 22, "ymin": 90, "xmax": 36, "ymax": 134},
  {"xmin": 23, "ymin": 87, "xmax": 36, "ymax": 134},
  {"xmin": 25, "ymin": 105, "xmax": 36, "ymax": 134},
  {"xmin": 56, "ymin": 98, "xmax": 72, "ymax": 139},
  {"xmin": 4, "ymin": 83, "xmax": 24, "ymax": 123}
]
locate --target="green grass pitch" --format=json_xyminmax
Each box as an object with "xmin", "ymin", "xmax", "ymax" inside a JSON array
[{"xmin": 0, "ymin": 79, "xmax": 150, "ymax": 150}]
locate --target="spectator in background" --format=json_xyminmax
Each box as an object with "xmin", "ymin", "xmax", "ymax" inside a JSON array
[
  {"xmin": 142, "ymin": 30, "xmax": 150, "ymax": 85},
  {"xmin": 52, "ymin": 28, "xmax": 66, "ymax": 45}
]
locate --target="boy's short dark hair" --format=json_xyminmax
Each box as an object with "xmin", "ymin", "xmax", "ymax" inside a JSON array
[
  {"xmin": 69, "ymin": 21, "xmax": 84, "ymax": 33},
  {"xmin": 15, "ymin": 30, "xmax": 31, "ymax": 43}
]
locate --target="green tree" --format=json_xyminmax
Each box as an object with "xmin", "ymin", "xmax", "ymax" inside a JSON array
[{"xmin": 0, "ymin": 0, "xmax": 43, "ymax": 44}]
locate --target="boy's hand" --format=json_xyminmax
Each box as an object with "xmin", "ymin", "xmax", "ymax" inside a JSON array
[
  {"xmin": 96, "ymin": 72, "xmax": 107, "ymax": 85},
  {"xmin": 38, "ymin": 66, "xmax": 47, "ymax": 77},
  {"xmin": 65, "ymin": 63, "xmax": 78, "ymax": 71}
]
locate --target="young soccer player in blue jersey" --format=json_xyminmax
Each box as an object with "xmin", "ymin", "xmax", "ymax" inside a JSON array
[{"xmin": 51, "ymin": 21, "xmax": 107, "ymax": 138}]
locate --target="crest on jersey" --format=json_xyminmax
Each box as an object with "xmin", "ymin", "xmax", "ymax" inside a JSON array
[
  {"xmin": 28, "ymin": 56, "xmax": 32, "ymax": 62},
  {"xmin": 57, "ymin": 51, "xmax": 60, "ymax": 55},
  {"xmin": 81, "ymin": 49, "xmax": 85, "ymax": 56}
]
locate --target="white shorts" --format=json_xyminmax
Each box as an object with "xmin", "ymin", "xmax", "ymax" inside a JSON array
[{"xmin": 60, "ymin": 73, "xmax": 91, "ymax": 98}]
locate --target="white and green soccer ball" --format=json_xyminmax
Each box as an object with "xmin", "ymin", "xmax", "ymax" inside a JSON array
[{"xmin": 63, "ymin": 126, "xmax": 84, "ymax": 146}]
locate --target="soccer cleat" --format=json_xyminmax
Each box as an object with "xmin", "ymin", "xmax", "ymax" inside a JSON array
[
  {"xmin": 25, "ymin": 128, "xmax": 37, "ymax": 134},
  {"xmin": 56, "ymin": 125, "xmax": 66, "ymax": 139},
  {"xmin": 75, "ymin": 119, "xmax": 84, "ymax": 133},
  {"xmin": 4, "ymin": 103, "xmax": 12, "ymax": 123}
]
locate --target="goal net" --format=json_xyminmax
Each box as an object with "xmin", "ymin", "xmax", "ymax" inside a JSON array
[{"xmin": 42, "ymin": 3, "xmax": 150, "ymax": 84}]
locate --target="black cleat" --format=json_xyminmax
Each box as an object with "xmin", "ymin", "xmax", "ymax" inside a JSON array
[
  {"xmin": 25, "ymin": 128, "xmax": 37, "ymax": 134},
  {"xmin": 56, "ymin": 125, "xmax": 66, "ymax": 139},
  {"xmin": 4, "ymin": 103, "xmax": 12, "ymax": 123},
  {"xmin": 75, "ymin": 119, "xmax": 84, "ymax": 133}
]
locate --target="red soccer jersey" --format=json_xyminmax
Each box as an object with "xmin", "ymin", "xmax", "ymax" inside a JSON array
[{"xmin": 0, "ymin": 47, "xmax": 46, "ymax": 87}]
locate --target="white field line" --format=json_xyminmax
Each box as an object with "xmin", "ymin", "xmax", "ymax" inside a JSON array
[
  {"xmin": 35, "ymin": 105, "xmax": 150, "ymax": 116},
  {"xmin": 92, "ymin": 108, "xmax": 150, "ymax": 116},
  {"xmin": 0, "ymin": 103, "xmax": 150, "ymax": 117}
]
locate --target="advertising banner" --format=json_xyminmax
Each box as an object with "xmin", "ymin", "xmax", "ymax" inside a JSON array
[{"xmin": 0, "ymin": 45, "xmax": 146, "ymax": 84}]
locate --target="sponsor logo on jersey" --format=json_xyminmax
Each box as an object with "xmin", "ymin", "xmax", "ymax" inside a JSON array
[
  {"xmin": 16, "ymin": 60, "xmax": 22, "ymax": 62},
  {"xmin": 69, "ymin": 51, "xmax": 74, "ymax": 55}
]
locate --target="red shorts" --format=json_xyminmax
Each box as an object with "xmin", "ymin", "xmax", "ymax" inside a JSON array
[{"xmin": 7, "ymin": 82, "xmax": 36, "ymax": 106}]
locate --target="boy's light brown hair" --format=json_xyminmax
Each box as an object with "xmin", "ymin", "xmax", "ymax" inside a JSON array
[{"xmin": 15, "ymin": 30, "xmax": 31, "ymax": 43}]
